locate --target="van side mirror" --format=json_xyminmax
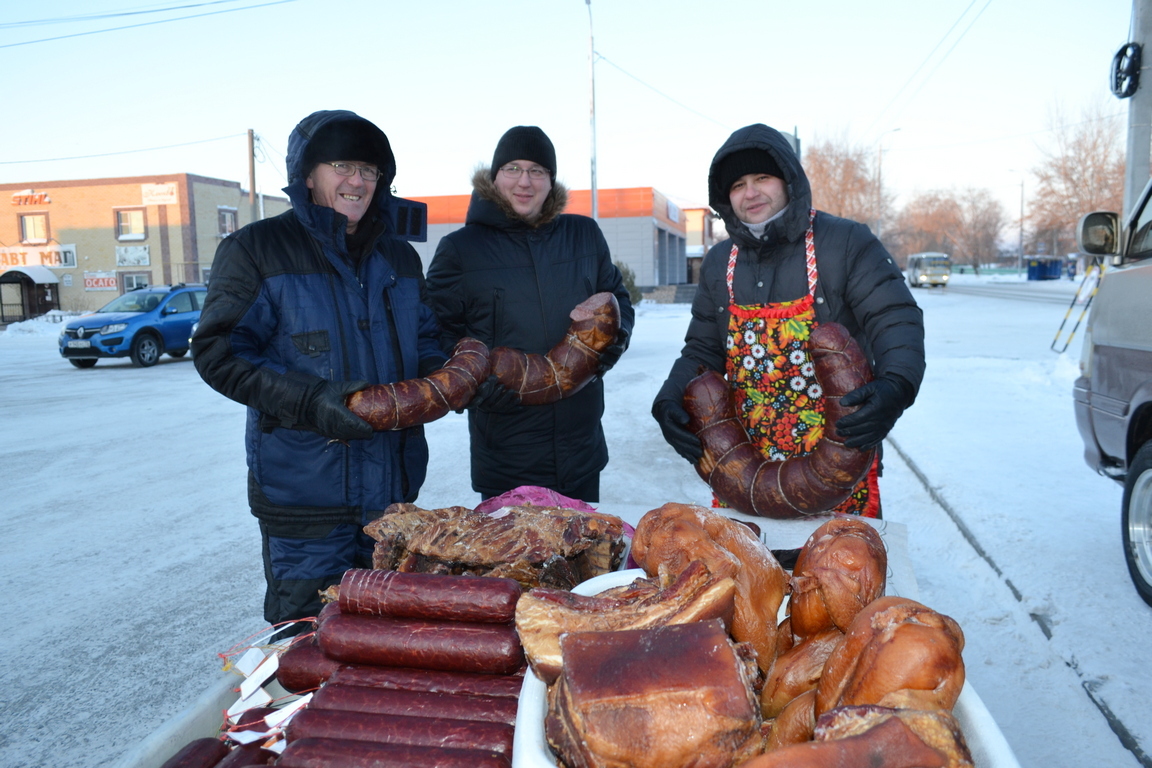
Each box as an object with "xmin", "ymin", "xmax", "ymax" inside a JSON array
[{"xmin": 1077, "ymin": 211, "xmax": 1119, "ymax": 255}]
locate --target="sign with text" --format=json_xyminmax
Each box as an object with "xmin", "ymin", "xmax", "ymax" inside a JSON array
[
  {"xmin": 115, "ymin": 245, "xmax": 150, "ymax": 267},
  {"xmin": 10, "ymin": 189, "xmax": 51, "ymax": 206},
  {"xmin": 0, "ymin": 244, "xmax": 77, "ymax": 268},
  {"xmin": 141, "ymin": 183, "xmax": 178, "ymax": 206},
  {"xmin": 84, "ymin": 271, "xmax": 118, "ymax": 291}
]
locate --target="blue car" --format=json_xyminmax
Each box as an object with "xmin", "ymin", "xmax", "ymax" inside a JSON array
[{"xmin": 59, "ymin": 283, "xmax": 208, "ymax": 368}]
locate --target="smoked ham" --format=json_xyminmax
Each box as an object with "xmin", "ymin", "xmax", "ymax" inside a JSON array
[{"xmin": 788, "ymin": 517, "xmax": 887, "ymax": 638}]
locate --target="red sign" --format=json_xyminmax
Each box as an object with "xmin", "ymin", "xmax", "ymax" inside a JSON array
[
  {"xmin": 11, "ymin": 190, "xmax": 51, "ymax": 206},
  {"xmin": 84, "ymin": 274, "xmax": 118, "ymax": 290}
]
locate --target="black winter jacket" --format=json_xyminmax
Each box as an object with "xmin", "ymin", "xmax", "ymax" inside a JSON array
[
  {"xmin": 425, "ymin": 170, "xmax": 635, "ymax": 499},
  {"xmin": 655, "ymin": 123, "xmax": 924, "ymax": 409},
  {"xmin": 192, "ymin": 110, "xmax": 446, "ymax": 526}
]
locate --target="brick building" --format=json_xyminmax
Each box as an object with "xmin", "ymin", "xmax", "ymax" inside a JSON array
[
  {"xmin": 0, "ymin": 174, "xmax": 289, "ymax": 320},
  {"xmin": 408, "ymin": 186, "xmax": 690, "ymax": 289}
]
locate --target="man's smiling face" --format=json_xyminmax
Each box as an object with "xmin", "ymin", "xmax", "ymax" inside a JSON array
[{"xmin": 306, "ymin": 161, "xmax": 377, "ymax": 233}]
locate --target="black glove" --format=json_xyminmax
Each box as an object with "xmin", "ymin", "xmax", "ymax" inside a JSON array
[
  {"xmin": 652, "ymin": 398, "xmax": 703, "ymax": 463},
  {"xmin": 835, "ymin": 378, "xmax": 910, "ymax": 449},
  {"xmin": 305, "ymin": 379, "xmax": 373, "ymax": 441},
  {"xmin": 469, "ymin": 375, "xmax": 522, "ymax": 414},
  {"xmin": 596, "ymin": 330, "xmax": 630, "ymax": 377}
]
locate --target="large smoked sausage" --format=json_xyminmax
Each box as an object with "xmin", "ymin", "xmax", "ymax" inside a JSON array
[
  {"xmin": 337, "ymin": 569, "xmax": 521, "ymax": 624},
  {"xmin": 490, "ymin": 292, "xmax": 620, "ymax": 405},
  {"xmin": 683, "ymin": 322, "xmax": 876, "ymax": 518},
  {"xmin": 328, "ymin": 665, "xmax": 523, "ymax": 700},
  {"xmin": 285, "ymin": 708, "xmax": 514, "ymax": 758},
  {"xmin": 310, "ymin": 684, "xmax": 518, "ymax": 726},
  {"xmin": 277, "ymin": 638, "xmax": 342, "ymax": 693},
  {"xmin": 318, "ymin": 613, "xmax": 524, "ymax": 675},
  {"xmin": 158, "ymin": 738, "xmax": 229, "ymax": 768},
  {"xmin": 347, "ymin": 338, "xmax": 490, "ymax": 430},
  {"xmin": 276, "ymin": 737, "xmax": 510, "ymax": 768}
]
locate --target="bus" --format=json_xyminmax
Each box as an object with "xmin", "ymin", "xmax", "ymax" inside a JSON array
[{"xmin": 906, "ymin": 252, "xmax": 952, "ymax": 288}]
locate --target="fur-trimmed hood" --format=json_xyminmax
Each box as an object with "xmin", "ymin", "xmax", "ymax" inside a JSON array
[{"xmin": 466, "ymin": 167, "xmax": 569, "ymax": 230}]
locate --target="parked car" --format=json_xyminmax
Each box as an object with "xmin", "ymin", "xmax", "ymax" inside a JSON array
[
  {"xmin": 1074, "ymin": 179, "xmax": 1152, "ymax": 606},
  {"xmin": 906, "ymin": 252, "xmax": 952, "ymax": 288},
  {"xmin": 59, "ymin": 283, "xmax": 208, "ymax": 368}
]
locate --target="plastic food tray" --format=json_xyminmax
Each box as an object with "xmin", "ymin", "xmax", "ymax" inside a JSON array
[{"xmin": 511, "ymin": 568, "xmax": 1022, "ymax": 768}]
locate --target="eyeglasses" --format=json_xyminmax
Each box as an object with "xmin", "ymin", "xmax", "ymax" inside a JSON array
[
  {"xmin": 324, "ymin": 162, "xmax": 382, "ymax": 182},
  {"xmin": 499, "ymin": 164, "xmax": 550, "ymax": 180}
]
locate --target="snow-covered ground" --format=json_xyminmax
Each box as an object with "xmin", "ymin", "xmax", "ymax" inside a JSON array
[{"xmin": 0, "ymin": 271, "xmax": 1148, "ymax": 768}]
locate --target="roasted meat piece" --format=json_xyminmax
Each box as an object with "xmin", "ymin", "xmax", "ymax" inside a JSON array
[
  {"xmin": 788, "ymin": 517, "xmax": 887, "ymax": 638},
  {"xmin": 545, "ymin": 620, "xmax": 763, "ymax": 768},
  {"xmin": 515, "ymin": 560, "xmax": 737, "ymax": 684},
  {"xmin": 631, "ymin": 502, "xmax": 789, "ymax": 673},
  {"xmin": 364, "ymin": 503, "xmax": 626, "ymax": 589}
]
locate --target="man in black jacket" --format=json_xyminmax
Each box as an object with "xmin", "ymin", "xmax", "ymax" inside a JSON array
[
  {"xmin": 426, "ymin": 126, "xmax": 635, "ymax": 504},
  {"xmin": 652, "ymin": 123, "xmax": 924, "ymax": 515}
]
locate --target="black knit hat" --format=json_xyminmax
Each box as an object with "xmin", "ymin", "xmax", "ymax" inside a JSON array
[
  {"xmin": 715, "ymin": 148, "xmax": 784, "ymax": 196},
  {"xmin": 490, "ymin": 126, "xmax": 556, "ymax": 180},
  {"xmin": 303, "ymin": 118, "xmax": 392, "ymax": 178}
]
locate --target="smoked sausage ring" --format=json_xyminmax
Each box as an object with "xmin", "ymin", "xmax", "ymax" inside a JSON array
[
  {"xmin": 346, "ymin": 338, "xmax": 490, "ymax": 430},
  {"xmin": 683, "ymin": 322, "xmax": 876, "ymax": 518},
  {"xmin": 490, "ymin": 292, "xmax": 621, "ymax": 406}
]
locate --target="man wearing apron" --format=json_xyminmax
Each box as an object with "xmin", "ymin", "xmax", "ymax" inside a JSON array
[{"xmin": 652, "ymin": 124, "xmax": 925, "ymax": 517}]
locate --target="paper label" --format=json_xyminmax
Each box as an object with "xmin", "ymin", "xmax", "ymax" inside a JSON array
[
  {"xmin": 264, "ymin": 693, "xmax": 312, "ymax": 729},
  {"xmin": 239, "ymin": 653, "xmax": 279, "ymax": 700}
]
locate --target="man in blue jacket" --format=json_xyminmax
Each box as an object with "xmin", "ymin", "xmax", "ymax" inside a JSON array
[{"xmin": 193, "ymin": 110, "xmax": 446, "ymax": 634}]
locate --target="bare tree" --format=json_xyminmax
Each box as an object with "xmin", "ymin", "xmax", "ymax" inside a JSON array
[
  {"xmin": 888, "ymin": 188, "xmax": 1005, "ymax": 270},
  {"xmin": 1028, "ymin": 101, "xmax": 1124, "ymax": 256},
  {"xmin": 954, "ymin": 188, "xmax": 1008, "ymax": 270},
  {"xmin": 803, "ymin": 135, "xmax": 895, "ymax": 233}
]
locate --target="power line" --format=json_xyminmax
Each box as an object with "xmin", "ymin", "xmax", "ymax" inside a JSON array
[
  {"xmin": 595, "ymin": 53, "xmax": 732, "ymax": 130},
  {"xmin": 0, "ymin": 133, "xmax": 246, "ymax": 164},
  {"xmin": 0, "ymin": 1, "xmax": 247, "ymax": 29},
  {"xmin": 897, "ymin": 0, "xmax": 995, "ymax": 116},
  {"xmin": 0, "ymin": 0, "xmax": 297, "ymax": 49}
]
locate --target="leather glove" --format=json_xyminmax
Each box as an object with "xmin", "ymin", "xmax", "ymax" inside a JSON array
[
  {"xmin": 596, "ymin": 330, "xmax": 630, "ymax": 376},
  {"xmin": 652, "ymin": 398, "xmax": 703, "ymax": 463},
  {"xmin": 470, "ymin": 375, "xmax": 522, "ymax": 414},
  {"xmin": 305, "ymin": 379, "xmax": 373, "ymax": 440},
  {"xmin": 835, "ymin": 378, "xmax": 910, "ymax": 449}
]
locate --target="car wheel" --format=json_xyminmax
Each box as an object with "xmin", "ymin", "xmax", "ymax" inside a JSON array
[
  {"xmin": 1122, "ymin": 440, "xmax": 1152, "ymax": 607},
  {"xmin": 168, "ymin": 349, "xmax": 188, "ymax": 358},
  {"xmin": 69, "ymin": 359, "xmax": 97, "ymax": 369},
  {"xmin": 130, "ymin": 334, "xmax": 162, "ymax": 367}
]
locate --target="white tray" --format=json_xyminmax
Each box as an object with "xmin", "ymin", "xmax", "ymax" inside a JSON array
[{"xmin": 512, "ymin": 568, "xmax": 1021, "ymax": 768}]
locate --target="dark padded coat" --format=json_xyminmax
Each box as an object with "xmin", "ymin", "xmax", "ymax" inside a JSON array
[
  {"xmin": 655, "ymin": 123, "xmax": 924, "ymax": 410},
  {"xmin": 425, "ymin": 170, "xmax": 635, "ymax": 499},
  {"xmin": 192, "ymin": 110, "xmax": 446, "ymax": 527}
]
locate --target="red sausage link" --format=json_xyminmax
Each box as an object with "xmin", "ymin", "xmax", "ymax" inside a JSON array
[
  {"xmin": 337, "ymin": 569, "xmax": 521, "ymax": 624},
  {"xmin": 328, "ymin": 665, "xmax": 523, "ymax": 700},
  {"xmin": 310, "ymin": 683, "xmax": 518, "ymax": 726},
  {"xmin": 158, "ymin": 737, "xmax": 229, "ymax": 768},
  {"xmin": 277, "ymin": 639, "xmax": 342, "ymax": 693},
  {"xmin": 276, "ymin": 737, "xmax": 510, "ymax": 768},
  {"xmin": 215, "ymin": 741, "xmax": 276, "ymax": 767},
  {"xmin": 285, "ymin": 708, "xmax": 514, "ymax": 758},
  {"xmin": 318, "ymin": 614, "xmax": 524, "ymax": 675}
]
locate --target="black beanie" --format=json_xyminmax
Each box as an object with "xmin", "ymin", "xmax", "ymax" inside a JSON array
[
  {"xmin": 716, "ymin": 148, "xmax": 784, "ymax": 196},
  {"xmin": 490, "ymin": 126, "xmax": 556, "ymax": 180},
  {"xmin": 303, "ymin": 119, "xmax": 392, "ymax": 179}
]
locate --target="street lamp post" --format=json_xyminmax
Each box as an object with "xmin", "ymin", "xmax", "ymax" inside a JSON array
[
  {"xmin": 875, "ymin": 128, "xmax": 900, "ymax": 239},
  {"xmin": 585, "ymin": 0, "xmax": 598, "ymax": 221},
  {"xmin": 1018, "ymin": 178, "xmax": 1025, "ymax": 279}
]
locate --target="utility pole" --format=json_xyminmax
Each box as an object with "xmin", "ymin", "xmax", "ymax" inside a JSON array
[
  {"xmin": 1018, "ymin": 178, "xmax": 1025, "ymax": 278},
  {"xmin": 1123, "ymin": 0, "xmax": 1152, "ymax": 217},
  {"xmin": 247, "ymin": 129, "xmax": 259, "ymax": 225},
  {"xmin": 586, "ymin": 0, "xmax": 598, "ymax": 221}
]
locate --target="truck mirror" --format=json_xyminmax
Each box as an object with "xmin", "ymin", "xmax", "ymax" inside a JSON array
[{"xmin": 1077, "ymin": 211, "xmax": 1119, "ymax": 255}]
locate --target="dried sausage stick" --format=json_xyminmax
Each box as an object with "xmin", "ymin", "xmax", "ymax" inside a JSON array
[
  {"xmin": 684, "ymin": 322, "xmax": 876, "ymax": 518},
  {"xmin": 158, "ymin": 738, "xmax": 230, "ymax": 768},
  {"xmin": 318, "ymin": 613, "xmax": 524, "ymax": 675},
  {"xmin": 285, "ymin": 708, "xmax": 514, "ymax": 758},
  {"xmin": 347, "ymin": 338, "xmax": 490, "ymax": 430},
  {"xmin": 276, "ymin": 737, "xmax": 510, "ymax": 768},
  {"xmin": 277, "ymin": 638, "xmax": 343, "ymax": 693},
  {"xmin": 490, "ymin": 292, "xmax": 620, "ymax": 406},
  {"xmin": 328, "ymin": 665, "xmax": 523, "ymax": 700},
  {"xmin": 309, "ymin": 683, "xmax": 518, "ymax": 726},
  {"xmin": 337, "ymin": 569, "xmax": 520, "ymax": 624}
]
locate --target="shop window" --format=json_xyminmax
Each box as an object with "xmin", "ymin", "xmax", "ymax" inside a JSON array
[
  {"xmin": 116, "ymin": 209, "xmax": 146, "ymax": 241},
  {"xmin": 20, "ymin": 213, "xmax": 48, "ymax": 244},
  {"xmin": 218, "ymin": 207, "xmax": 238, "ymax": 237},
  {"xmin": 123, "ymin": 272, "xmax": 150, "ymax": 291}
]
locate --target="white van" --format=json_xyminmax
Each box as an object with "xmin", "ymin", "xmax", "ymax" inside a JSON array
[{"xmin": 906, "ymin": 252, "xmax": 952, "ymax": 288}]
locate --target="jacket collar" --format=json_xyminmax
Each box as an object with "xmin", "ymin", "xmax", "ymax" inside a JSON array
[{"xmin": 466, "ymin": 167, "xmax": 569, "ymax": 230}]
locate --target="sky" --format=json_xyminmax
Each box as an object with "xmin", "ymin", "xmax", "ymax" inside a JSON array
[
  {"xmin": 1, "ymin": 273, "xmax": 1150, "ymax": 767},
  {"xmin": 0, "ymin": 0, "xmax": 1136, "ymax": 221}
]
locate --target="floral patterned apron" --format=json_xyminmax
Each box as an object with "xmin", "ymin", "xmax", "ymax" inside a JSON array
[{"xmin": 721, "ymin": 209, "xmax": 879, "ymax": 517}]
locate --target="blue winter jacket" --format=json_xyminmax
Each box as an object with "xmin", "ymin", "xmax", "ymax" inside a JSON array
[{"xmin": 193, "ymin": 110, "xmax": 446, "ymax": 526}]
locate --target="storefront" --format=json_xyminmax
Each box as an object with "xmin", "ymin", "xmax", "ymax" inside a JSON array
[{"xmin": 0, "ymin": 264, "xmax": 59, "ymax": 323}]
